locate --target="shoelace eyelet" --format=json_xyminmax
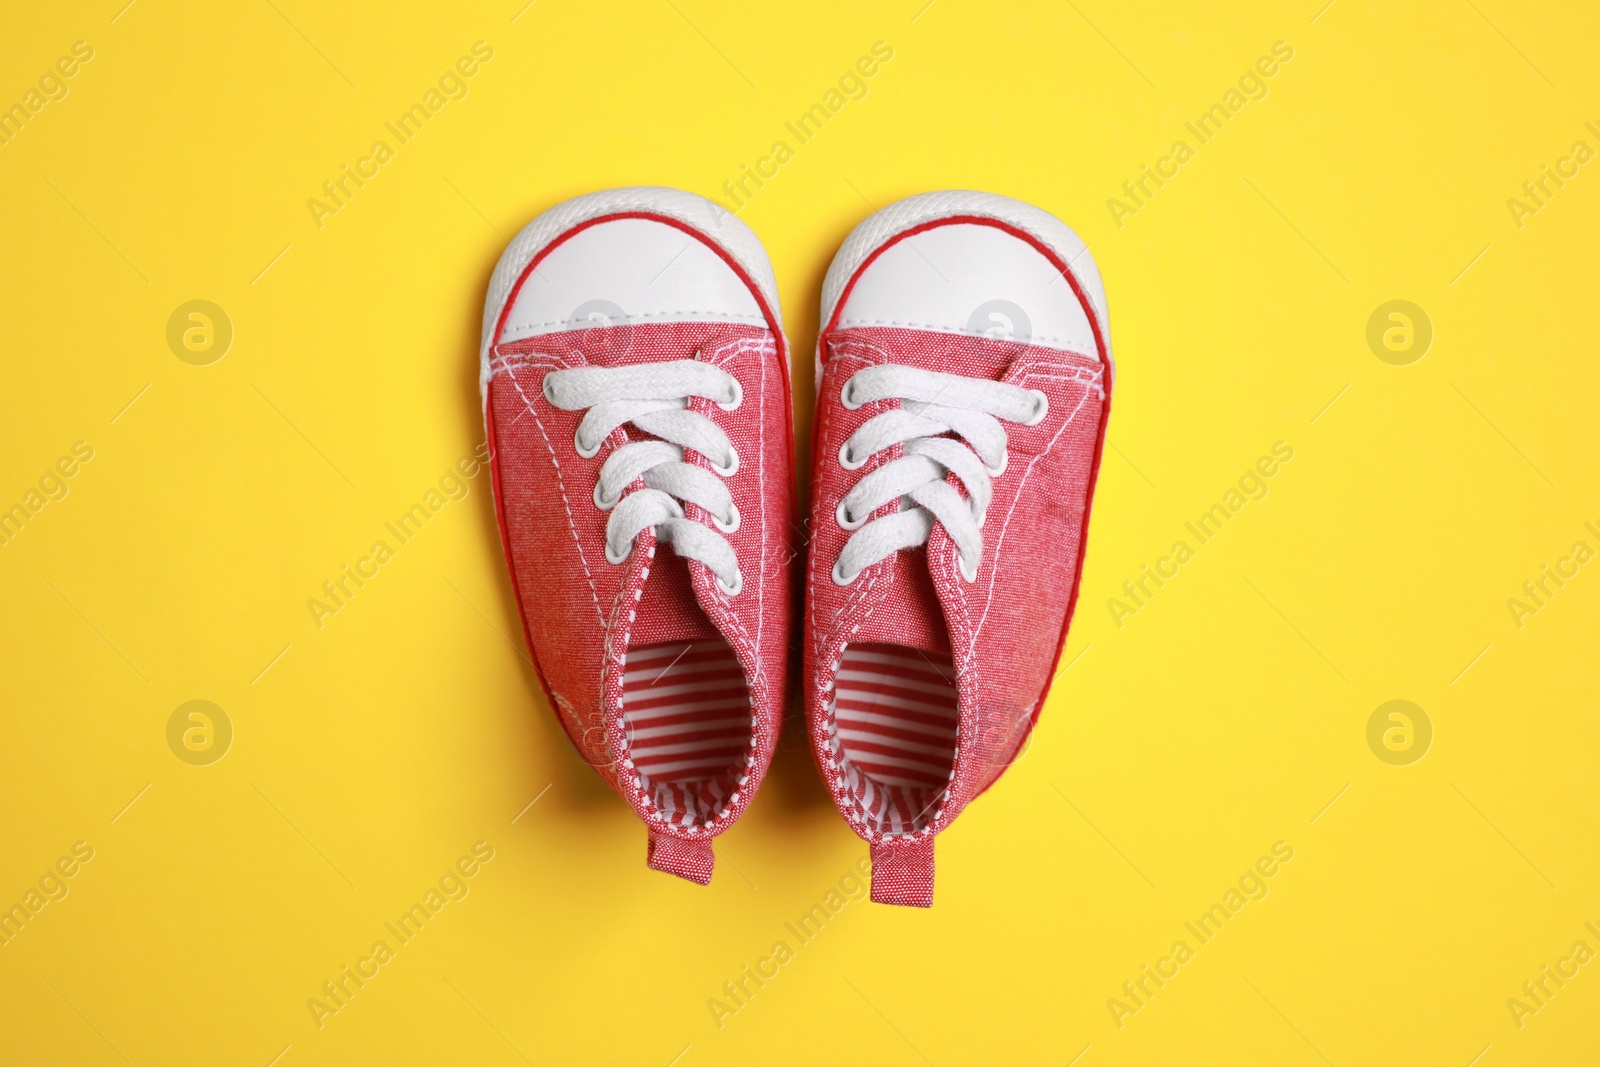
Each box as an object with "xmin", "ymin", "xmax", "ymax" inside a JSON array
[
  {"xmin": 1023, "ymin": 389, "xmax": 1050, "ymax": 426},
  {"xmin": 541, "ymin": 373, "xmax": 558, "ymax": 405},
  {"xmin": 984, "ymin": 450, "xmax": 1009, "ymax": 477},
  {"xmin": 958, "ymin": 553, "xmax": 980, "ymax": 583},
  {"xmin": 836, "ymin": 498, "xmax": 867, "ymax": 531},
  {"xmin": 604, "ymin": 540, "xmax": 630, "ymax": 565},
  {"xmin": 830, "ymin": 558, "xmax": 857, "ymax": 586},
  {"xmin": 574, "ymin": 427, "xmax": 603, "ymax": 460},
  {"xmin": 838, "ymin": 441, "xmax": 866, "ymax": 471},
  {"xmin": 717, "ymin": 571, "xmax": 743, "ymax": 596},
  {"xmin": 716, "ymin": 377, "xmax": 743, "ymax": 412},
  {"xmin": 712, "ymin": 503, "xmax": 741, "ymax": 534},
  {"xmin": 840, "ymin": 377, "xmax": 864, "ymax": 410},
  {"xmin": 711, "ymin": 448, "xmax": 740, "ymax": 477},
  {"xmin": 593, "ymin": 482, "xmax": 618, "ymax": 511}
]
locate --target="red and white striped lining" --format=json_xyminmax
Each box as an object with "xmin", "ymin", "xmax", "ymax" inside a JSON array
[
  {"xmin": 621, "ymin": 639, "xmax": 752, "ymax": 825},
  {"xmin": 831, "ymin": 643, "xmax": 959, "ymax": 835}
]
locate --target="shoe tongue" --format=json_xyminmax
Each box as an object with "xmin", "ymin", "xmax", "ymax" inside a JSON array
[
  {"xmin": 631, "ymin": 548, "xmax": 719, "ymax": 647},
  {"xmin": 848, "ymin": 546, "xmax": 952, "ymax": 655}
]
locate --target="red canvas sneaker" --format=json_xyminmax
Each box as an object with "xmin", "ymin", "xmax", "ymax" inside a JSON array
[
  {"xmin": 480, "ymin": 188, "xmax": 794, "ymax": 885},
  {"xmin": 804, "ymin": 192, "xmax": 1113, "ymax": 906}
]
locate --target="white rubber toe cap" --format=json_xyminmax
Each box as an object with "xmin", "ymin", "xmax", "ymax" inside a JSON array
[
  {"xmin": 480, "ymin": 187, "xmax": 783, "ymax": 396},
  {"xmin": 497, "ymin": 217, "xmax": 767, "ymax": 345},
  {"xmin": 836, "ymin": 222, "xmax": 1097, "ymax": 353},
  {"xmin": 821, "ymin": 190, "xmax": 1110, "ymax": 370}
]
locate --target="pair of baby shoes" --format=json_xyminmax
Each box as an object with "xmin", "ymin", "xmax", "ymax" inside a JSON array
[{"xmin": 479, "ymin": 187, "xmax": 1111, "ymax": 906}]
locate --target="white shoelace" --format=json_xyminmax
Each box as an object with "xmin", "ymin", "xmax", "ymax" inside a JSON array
[
  {"xmin": 543, "ymin": 358, "xmax": 745, "ymax": 595},
  {"xmin": 831, "ymin": 364, "xmax": 1048, "ymax": 585}
]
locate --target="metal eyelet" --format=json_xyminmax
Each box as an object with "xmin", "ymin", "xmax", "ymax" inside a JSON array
[
  {"xmin": 985, "ymin": 450, "xmax": 1009, "ymax": 477},
  {"xmin": 574, "ymin": 427, "xmax": 602, "ymax": 460},
  {"xmin": 840, "ymin": 376, "xmax": 864, "ymax": 410},
  {"xmin": 593, "ymin": 482, "xmax": 618, "ymax": 511},
  {"xmin": 836, "ymin": 498, "xmax": 866, "ymax": 531},
  {"xmin": 1023, "ymin": 389, "xmax": 1049, "ymax": 426},
  {"xmin": 838, "ymin": 441, "xmax": 866, "ymax": 471},
  {"xmin": 831, "ymin": 558, "xmax": 857, "ymax": 586},
  {"xmin": 717, "ymin": 378, "xmax": 743, "ymax": 412},
  {"xmin": 958, "ymin": 553, "xmax": 979, "ymax": 582},
  {"xmin": 713, "ymin": 503, "xmax": 741, "ymax": 534},
  {"xmin": 711, "ymin": 449, "xmax": 739, "ymax": 477},
  {"xmin": 717, "ymin": 571, "xmax": 744, "ymax": 596},
  {"xmin": 605, "ymin": 540, "xmax": 631, "ymax": 565},
  {"xmin": 541, "ymin": 374, "xmax": 558, "ymax": 405}
]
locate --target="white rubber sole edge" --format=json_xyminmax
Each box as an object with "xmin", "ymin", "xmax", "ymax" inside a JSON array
[
  {"xmin": 478, "ymin": 186, "xmax": 784, "ymax": 401},
  {"xmin": 816, "ymin": 190, "xmax": 1112, "ymax": 383}
]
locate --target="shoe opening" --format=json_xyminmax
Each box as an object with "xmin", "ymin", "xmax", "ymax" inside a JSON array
[
  {"xmin": 621, "ymin": 637, "xmax": 752, "ymax": 826},
  {"xmin": 831, "ymin": 642, "xmax": 958, "ymax": 835}
]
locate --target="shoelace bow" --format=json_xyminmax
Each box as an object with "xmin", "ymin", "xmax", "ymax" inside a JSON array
[
  {"xmin": 831, "ymin": 364, "xmax": 1048, "ymax": 585},
  {"xmin": 543, "ymin": 357, "xmax": 745, "ymax": 595}
]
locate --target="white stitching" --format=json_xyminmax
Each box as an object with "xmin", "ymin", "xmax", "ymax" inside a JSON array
[
  {"xmin": 501, "ymin": 358, "xmax": 607, "ymax": 627},
  {"xmin": 922, "ymin": 356, "xmax": 1102, "ymax": 837},
  {"xmin": 813, "ymin": 339, "xmax": 929, "ymax": 842},
  {"xmin": 836, "ymin": 318, "xmax": 1098, "ymax": 357},
  {"xmin": 615, "ymin": 332, "xmax": 778, "ymax": 831},
  {"xmin": 500, "ymin": 310, "xmax": 769, "ymax": 341},
  {"xmin": 814, "ymin": 344, "xmax": 1106, "ymax": 840},
  {"xmin": 967, "ymin": 358, "xmax": 1101, "ymax": 647}
]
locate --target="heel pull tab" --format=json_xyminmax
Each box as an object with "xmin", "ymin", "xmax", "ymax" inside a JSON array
[
  {"xmin": 870, "ymin": 836, "xmax": 935, "ymax": 907},
  {"xmin": 647, "ymin": 832, "xmax": 715, "ymax": 885}
]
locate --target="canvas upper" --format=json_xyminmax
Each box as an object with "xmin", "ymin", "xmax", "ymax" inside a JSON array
[
  {"xmin": 803, "ymin": 191, "xmax": 1113, "ymax": 906},
  {"xmin": 481, "ymin": 187, "xmax": 794, "ymax": 885}
]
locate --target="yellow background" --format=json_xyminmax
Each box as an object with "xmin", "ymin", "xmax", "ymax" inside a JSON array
[{"xmin": 3, "ymin": 1, "xmax": 1597, "ymax": 1063}]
